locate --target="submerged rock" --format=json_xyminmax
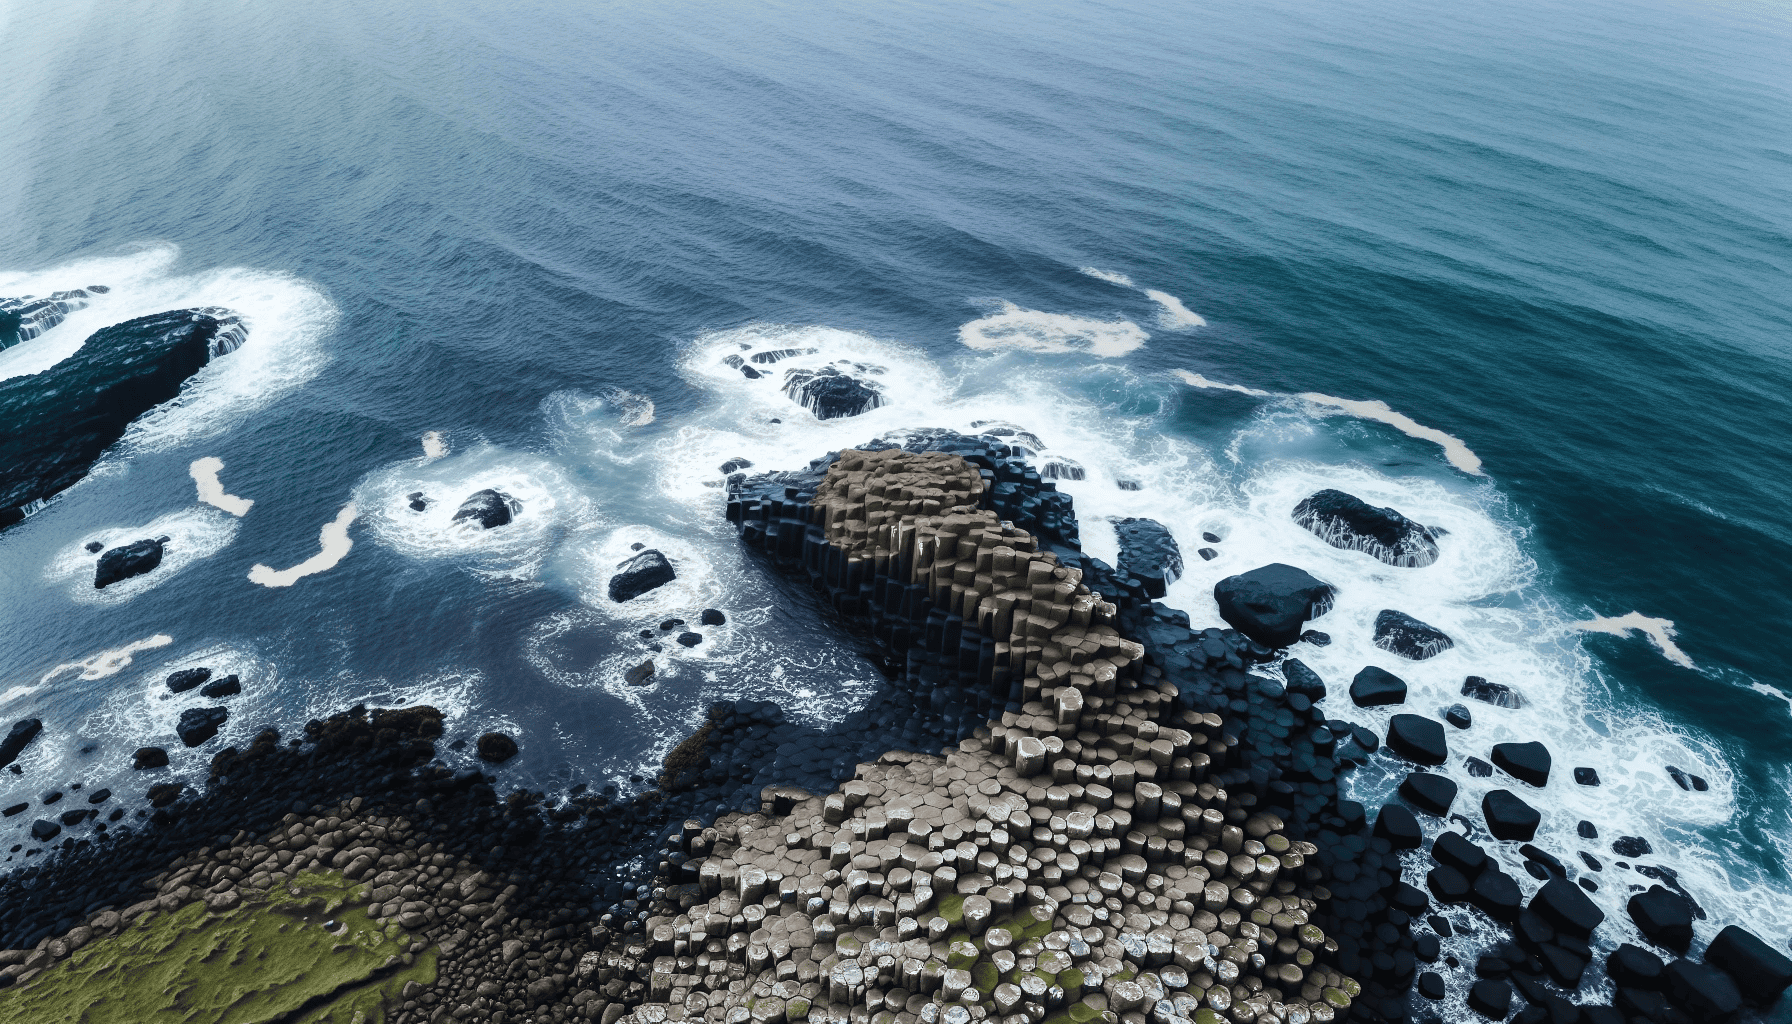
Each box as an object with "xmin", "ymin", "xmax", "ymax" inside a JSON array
[
  {"xmin": 781, "ymin": 366, "xmax": 883, "ymax": 419},
  {"xmin": 608, "ymin": 549, "xmax": 676, "ymax": 603},
  {"xmin": 0, "ymin": 719, "xmax": 43, "ymax": 768},
  {"xmin": 1374, "ymin": 609, "xmax": 1455, "ymax": 660},
  {"xmin": 1292, "ymin": 488, "xmax": 1443, "ymax": 567},
  {"xmin": 451, "ymin": 488, "xmax": 521, "ymax": 529},
  {"xmin": 1462, "ymin": 675, "xmax": 1524, "ymax": 708},
  {"xmin": 93, "ymin": 538, "xmax": 166, "ymax": 589},
  {"xmin": 1212, "ymin": 563, "xmax": 1335, "ymax": 647},
  {"xmin": 1, "ymin": 308, "xmax": 245, "ymax": 528},
  {"xmin": 476, "ymin": 732, "xmax": 518, "ymax": 763},
  {"xmin": 1112, "ymin": 517, "xmax": 1182, "ymax": 599}
]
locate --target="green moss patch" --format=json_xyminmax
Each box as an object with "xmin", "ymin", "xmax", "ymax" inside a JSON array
[{"xmin": 0, "ymin": 870, "xmax": 435, "ymax": 1024}]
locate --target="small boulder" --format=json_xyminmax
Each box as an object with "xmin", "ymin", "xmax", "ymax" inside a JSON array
[
  {"xmin": 781, "ymin": 366, "xmax": 884, "ymax": 419},
  {"xmin": 1291, "ymin": 488, "xmax": 1442, "ymax": 567},
  {"xmin": 1468, "ymin": 979, "xmax": 1512, "ymax": 1019},
  {"xmin": 131, "ymin": 746, "xmax": 169, "ymax": 769},
  {"xmin": 1349, "ymin": 665, "xmax": 1407, "ymax": 706},
  {"xmin": 199, "ymin": 674, "xmax": 241, "ymax": 699},
  {"xmin": 1433, "ymin": 831, "xmax": 1488, "ymax": 876},
  {"xmin": 1705, "ymin": 925, "xmax": 1792, "ymax": 1005},
  {"xmin": 1282, "ymin": 659, "xmax": 1327, "ymax": 700},
  {"xmin": 1462, "ymin": 675, "xmax": 1525, "ymax": 708},
  {"xmin": 94, "ymin": 538, "xmax": 165, "ymax": 588},
  {"xmin": 1388, "ymin": 714, "xmax": 1448, "ymax": 765},
  {"xmin": 1301, "ymin": 629, "xmax": 1331, "ymax": 645},
  {"xmin": 451, "ymin": 488, "xmax": 521, "ymax": 529},
  {"xmin": 1374, "ymin": 609, "xmax": 1455, "ymax": 660},
  {"xmin": 1417, "ymin": 972, "xmax": 1446, "ymax": 1001},
  {"xmin": 1608, "ymin": 943, "xmax": 1666, "ymax": 990},
  {"xmin": 1400, "ymin": 772, "xmax": 1458, "ymax": 816},
  {"xmin": 476, "ymin": 732, "xmax": 518, "ymax": 763},
  {"xmin": 1664, "ymin": 959, "xmax": 1742, "ymax": 1022},
  {"xmin": 1465, "ymin": 756, "xmax": 1493, "ymax": 777},
  {"xmin": 1573, "ymin": 767, "xmax": 1599, "ymax": 786},
  {"xmin": 165, "ymin": 667, "xmax": 211, "ymax": 693},
  {"xmin": 1492, "ymin": 741, "xmax": 1552, "ymax": 787},
  {"xmin": 147, "ymin": 782, "xmax": 183, "ymax": 807},
  {"xmin": 1212, "ymin": 563, "xmax": 1335, "ymax": 648},
  {"xmin": 1444, "ymin": 703, "xmax": 1472, "ymax": 729},
  {"xmin": 1372, "ymin": 803, "xmax": 1423, "ymax": 849},
  {"xmin": 1483, "ymin": 789, "xmax": 1541, "ymax": 841},
  {"xmin": 84, "ymin": 541, "xmax": 104, "ymax": 553},
  {"xmin": 1530, "ymin": 876, "xmax": 1604, "ymax": 936},
  {"xmin": 1577, "ymin": 819, "xmax": 1598, "ymax": 838},
  {"xmin": 29, "ymin": 819, "xmax": 60, "ymax": 842},
  {"xmin": 1612, "ymin": 836, "xmax": 1652, "ymax": 858},
  {"xmin": 1628, "ymin": 886, "xmax": 1693, "ymax": 953},
  {"xmin": 58, "ymin": 807, "xmax": 88, "ymax": 827},
  {"xmin": 676, "ymin": 632, "xmax": 703, "ymax": 648},
  {"xmin": 1427, "ymin": 865, "xmax": 1471, "ymax": 903},
  {"xmin": 175, "ymin": 706, "xmax": 228, "ymax": 747},
  {"xmin": 1470, "ymin": 868, "xmax": 1524, "ymax": 922},
  {"xmin": 624, "ymin": 660, "xmax": 655, "ymax": 686},
  {"xmin": 608, "ymin": 549, "xmax": 677, "ymax": 603},
  {"xmin": 86, "ymin": 787, "xmax": 110, "ymax": 803},
  {"xmin": 1, "ymin": 802, "xmax": 23, "ymax": 817},
  {"xmin": 700, "ymin": 609, "xmax": 727, "ymax": 626},
  {"xmin": 0, "ymin": 718, "xmax": 43, "ymax": 767},
  {"xmin": 1197, "ymin": 548, "xmax": 1218, "ymax": 561}
]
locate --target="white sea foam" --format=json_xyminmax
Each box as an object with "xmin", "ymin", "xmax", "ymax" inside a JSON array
[
  {"xmin": 1144, "ymin": 289, "xmax": 1207, "ymax": 329},
  {"xmin": 1571, "ymin": 612, "xmax": 1696, "ymax": 669},
  {"xmin": 1174, "ymin": 368, "xmax": 1486, "ymax": 475},
  {"xmin": 189, "ymin": 456, "xmax": 254, "ymax": 516},
  {"xmin": 422, "ymin": 431, "xmax": 448, "ymax": 458},
  {"xmin": 33, "ymin": 634, "xmax": 174, "ymax": 691},
  {"xmin": 1079, "ymin": 267, "xmax": 1135, "ymax": 288},
  {"xmin": 248, "ymin": 502, "xmax": 357, "ymax": 587},
  {"xmin": 958, "ymin": 300, "xmax": 1148, "ymax": 357},
  {"xmin": 0, "ymin": 243, "xmax": 336, "ymax": 457},
  {"xmin": 45, "ymin": 508, "xmax": 240, "ymax": 603},
  {"xmin": 1750, "ymin": 682, "xmax": 1792, "ymax": 716}
]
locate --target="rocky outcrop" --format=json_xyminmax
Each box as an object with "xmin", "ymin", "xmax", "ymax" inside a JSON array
[
  {"xmin": 0, "ymin": 720, "xmax": 43, "ymax": 769},
  {"xmin": 1212, "ymin": 565, "xmax": 1335, "ymax": 648},
  {"xmin": 1290, "ymin": 490, "xmax": 1442, "ymax": 568},
  {"xmin": 1371, "ymin": 610, "xmax": 1453, "ymax": 660},
  {"xmin": 1, "ymin": 308, "xmax": 245, "ymax": 527},
  {"xmin": 1112, "ymin": 517, "xmax": 1182, "ymax": 599},
  {"xmin": 451, "ymin": 488, "xmax": 521, "ymax": 529},
  {"xmin": 782, "ymin": 367, "xmax": 884, "ymax": 420},
  {"xmin": 0, "ymin": 289, "xmax": 92, "ymax": 350},
  {"xmin": 93, "ymin": 537, "xmax": 166, "ymax": 589},
  {"xmin": 609, "ymin": 550, "xmax": 677, "ymax": 603},
  {"xmin": 176, "ymin": 706, "xmax": 228, "ymax": 747}
]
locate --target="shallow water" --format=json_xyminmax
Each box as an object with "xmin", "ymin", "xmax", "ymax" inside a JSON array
[{"xmin": 1, "ymin": 0, "xmax": 1789, "ymax": 991}]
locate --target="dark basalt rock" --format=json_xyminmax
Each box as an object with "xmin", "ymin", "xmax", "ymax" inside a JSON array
[
  {"xmin": 1664, "ymin": 959, "xmax": 1742, "ymax": 1022},
  {"xmin": 0, "ymin": 719, "xmax": 43, "ymax": 768},
  {"xmin": 676, "ymin": 632, "xmax": 703, "ymax": 648},
  {"xmin": 1444, "ymin": 703, "xmax": 1472, "ymax": 729},
  {"xmin": 1573, "ymin": 767, "xmax": 1599, "ymax": 786},
  {"xmin": 1612, "ymin": 835, "xmax": 1652, "ymax": 858},
  {"xmin": 1374, "ymin": 609, "xmax": 1455, "ymax": 660},
  {"xmin": 94, "ymin": 538, "xmax": 165, "ymax": 588},
  {"xmin": 1388, "ymin": 714, "xmax": 1448, "ymax": 765},
  {"xmin": 1537, "ymin": 943, "xmax": 1589, "ymax": 987},
  {"xmin": 1468, "ymin": 979, "xmax": 1512, "ymax": 1019},
  {"xmin": 0, "ymin": 802, "xmax": 22, "ymax": 817},
  {"xmin": 1428, "ymin": 865, "xmax": 1471, "ymax": 902},
  {"xmin": 1628, "ymin": 885, "xmax": 1693, "ymax": 952},
  {"xmin": 58, "ymin": 807, "xmax": 89, "ymax": 827},
  {"xmin": 41, "ymin": 789, "xmax": 61, "ymax": 804},
  {"xmin": 1492, "ymin": 741, "xmax": 1552, "ymax": 787},
  {"xmin": 1470, "ymin": 868, "xmax": 1524, "ymax": 921},
  {"xmin": 176, "ymin": 706, "xmax": 228, "ymax": 747},
  {"xmin": 476, "ymin": 732, "xmax": 518, "ymax": 763},
  {"xmin": 451, "ymin": 488, "xmax": 521, "ymax": 529},
  {"xmin": 1400, "ymin": 772, "xmax": 1458, "ymax": 816},
  {"xmin": 166, "ymin": 667, "xmax": 211, "ymax": 693},
  {"xmin": 1197, "ymin": 547, "xmax": 1217, "ymax": 561},
  {"xmin": 146, "ymin": 782, "xmax": 183, "ymax": 807},
  {"xmin": 781, "ymin": 366, "xmax": 883, "ymax": 420},
  {"xmin": 199, "ymin": 674, "xmax": 241, "ymax": 699},
  {"xmin": 28, "ymin": 819, "xmax": 60, "ymax": 842},
  {"xmin": 608, "ymin": 549, "xmax": 677, "ymax": 603},
  {"xmin": 1577, "ymin": 819, "xmax": 1598, "ymax": 838},
  {"xmin": 1530, "ymin": 875, "xmax": 1604, "ymax": 936},
  {"xmin": 1417, "ymin": 971, "xmax": 1446, "ymax": 1001},
  {"xmin": 1608, "ymin": 943, "xmax": 1666, "ymax": 990},
  {"xmin": 1282, "ymin": 659, "xmax": 1326, "ymax": 700},
  {"xmin": 1706, "ymin": 925, "xmax": 1792, "ymax": 1005},
  {"xmin": 1112, "ymin": 517, "xmax": 1183, "ymax": 599},
  {"xmin": 700, "ymin": 608, "xmax": 727, "ymax": 626},
  {"xmin": 1520, "ymin": 844, "xmax": 1567, "ymax": 880},
  {"xmin": 131, "ymin": 746, "xmax": 169, "ymax": 769},
  {"xmin": 1484, "ymin": 789, "xmax": 1541, "ymax": 841},
  {"xmin": 1349, "ymin": 665, "xmax": 1407, "ymax": 707},
  {"xmin": 1433, "ymin": 830, "xmax": 1488, "ymax": 876},
  {"xmin": 86, "ymin": 787, "xmax": 109, "ymax": 803},
  {"xmin": 624, "ymin": 660, "xmax": 655, "ymax": 686},
  {"xmin": 83, "ymin": 540, "xmax": 103, "ymax": 553},
  {"xmin": 1212, "ymin": 563, "xmax": 1335, "ymax": 647},
  {"xmin": 1462, "ymin": 675, "xmax": 1525, "ymax": 708},
  {"xmin": 1291, "ymin": 488, "xmax": 1443, "ymax": 567},
  {"xmin": 1, "ymin": 308, "xmax": 245, "ymax": 525},
  {"xmin": 406, "ymin": 490, "xmax": 428, "ymax": 511},
  {"xmin": 1, "ymin": 289, "xmax": 90, "ymax": 350},
  {"xmin": 1300, "ymin": 629, "xmax": 1330, "ymax": 645},
  {"xmin": 1373, "ymin": 803, "xmax": 1423, "ymax": 849},
  {"xmin": 1465, "ymin": 756, "xmax": 1493, "ymax": 777}
]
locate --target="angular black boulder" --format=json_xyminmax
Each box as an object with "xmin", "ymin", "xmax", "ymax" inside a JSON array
[
  {"xmin": 1112, "ymin": 517, "xmax": 1183, "ymax": 599},
  {"xmin": 1608, "ymin": 943, "xmax": 1666, "ymax": 990},
  {"xmin": 1470, "ymin": 868, "xmax": 1524, "ymax": 921},
  {"xmin": 1462, "ymin": 675, "xmax": 1524, "ymax": 708},
  {"xmin": 29, "ymin": 819, "xmax": 60, "ymax": 842},
  {"xmin": 1212, "ymin": 563, "xmax": 1334, "ymax": 648},
  {"xmin": 131, "ymin": 746, "xmax": 169, "ymax": 769},
  {"xmin": 199, "ymin": 674, "xmax": 241, "ymax": 699},
  {"xmin": 1433, "ymin": 830, "xmax": 1488, "ymax": 876},
  {"xmin": 1484, "ymin": 788, "xmax": 1541, "ymax": 841},
  {"xmin": 608, "ymin": 549, "xmax": 677, "ymax": 603},
  {"xmin": 1612, "ymin": 835, "xmax": 1652, "ymax": 858},
  {"xmin": 1374, "ymin": 609, "xmax": 1455, "ymax": 660},
  {"xmin": 0, "ymin": 718, "xmax": 43, "ymax": 768},
  {"xmin": 676, "ymin": 631, "xmax": 703, "ymax": 648},
  {"xmin": 1530, "ymin": 875, "xmax": 1604, "ymax": 936},
  {"xmin": 1400, "ymin": 772, "xmax": 1458, "ymax": 816},
  {"xmin": 2, "ymin": 308, "xmax": 245, "ymax": 525},
  {"xmin": 1628, "ymin": 885, "xmax": 1692, "ymax": 953},
  {"xmin": 1664, "ymin": 959, "xmax": 1742, "ymax": 1022},
  {"xmin": 699, "ymin": 608, "xmax": 727, "ymax": 626},
  {"xmin": 1492, "ymin": 741, "xmax": 1552, "ymax": 787},
  {"xmin": 1573, "ymin": 767, "xmax": 1599, "ymax": 786},
  {"xmin": 1291, "ymin": 488, "xmax": 1442, "ymax": 567},
  {"xmin": 781, "ymin": 366, "xmax": 883, "ymax": 419},
  {"xmin": 451, "ymin": 488, "xmax": 521, "ymax": 529},
  {"xmin": 1706, "ymin": 925, "xmax": 1792, "ymax": 1005},
  {"xmin": 1373, "ymin": 803, "xmax": 1423, "ymax": 849},
  {"xmin": 1428, "ymin": 865, "xmax": 1471, "ymax": 903},
  {"xmin": 1349, "ymin": 665, "xmax": 1407, "ymax": 707},
  {"xmin": 176, "ymin": 706, "xmax": 228, "ymax": 747},
  {"xmin": 1282, "ymin": 659, "xmax": 1326, "ymax": 699},
  {"xmin": 94, "ymin": 538, "xmax": 165, "ymax": 588},
  {"xmin": 165, "ymin": 667, "xmax": 211, "ymax": 693},
  {"xmin": 1468, "ymin": 979, "xmax": 1512, "ymax": 1019},
  {"xmin": 1445, "ymin": 703, "xmax": 1472, "ymax": 728},
  {"xmin": 1388, "ymin": 713, "xmax": 1448, "ymax": 765}
]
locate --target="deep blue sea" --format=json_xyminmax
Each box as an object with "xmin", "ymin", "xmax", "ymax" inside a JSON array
[{"xmin": 2, "ymin": 0, "xmax": 1789, "ymax": 1002}]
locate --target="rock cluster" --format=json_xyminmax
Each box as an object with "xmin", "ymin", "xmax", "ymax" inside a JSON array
[{"xmin": 0, "ymin": 288, "xmax": 93, "ymax": 351}]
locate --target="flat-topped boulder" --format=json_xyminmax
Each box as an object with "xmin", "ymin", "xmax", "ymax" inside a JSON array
[
  {"xmin": 451, "ymin": 488, "xmax": 521, "ymax": 529},
  {"xmin": 1349, "ymin": 665, "xmax": 1407, "ymax": 706},
  {"xmin": 1213, "ymin": 563, "xmax": 1335, "ymax": 647},
  {"xmin": 1111, "ymin": 516, "xmax": 1182, "ymax": 599},
  {"xmin": 1292, "ymin": 488, "xmax": 1443, "ymax": 567},
  {"xmin": 94, "ymin": 537, "xmax": 166, "ymax": 588},
  {"xmin": 781, "ymin": 366, "xmax": 884, "ymax": 419},
  {"xmin": 608, "ymin": 548, "xmax": 676, "ymax": 603},
  {"xmin": 1373, "ymin": 609, "xmax": 1455, "ymax": 660}
]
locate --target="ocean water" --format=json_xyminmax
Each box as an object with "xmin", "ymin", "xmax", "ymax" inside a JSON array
[{"xmin": 2, "ymin": 0, "xmax": 1790, "ymax": 995}]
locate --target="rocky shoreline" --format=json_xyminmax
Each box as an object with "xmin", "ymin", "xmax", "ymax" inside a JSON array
[{"xmin": 0, "ymin": 432, "xmax": 1786, "ymax": 1024}]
